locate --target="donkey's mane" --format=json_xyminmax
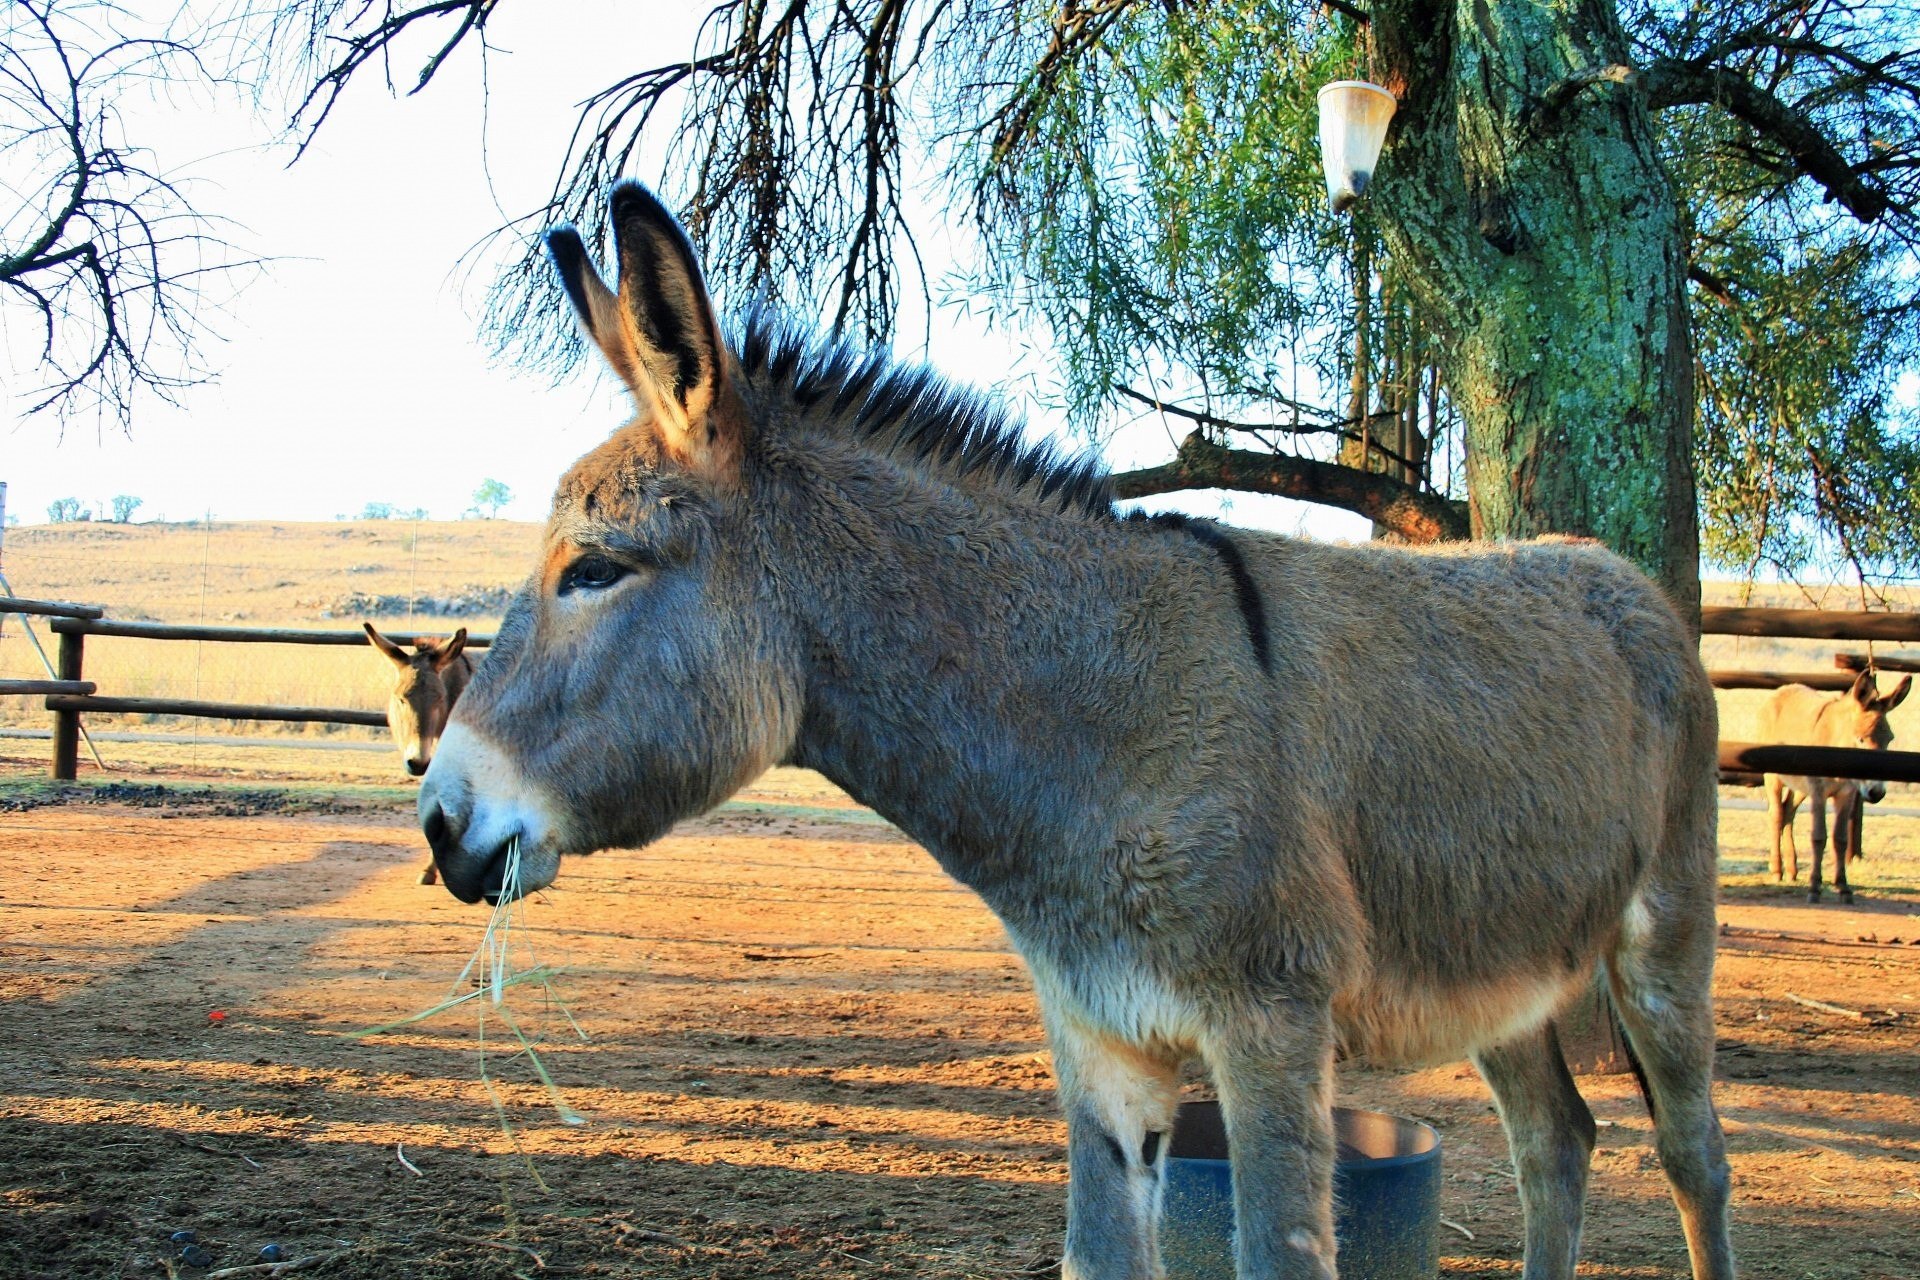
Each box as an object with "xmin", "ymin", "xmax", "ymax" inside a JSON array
[{"xmin": 734, "ymin": 311, "xmax": 1117, "ymax": 520}]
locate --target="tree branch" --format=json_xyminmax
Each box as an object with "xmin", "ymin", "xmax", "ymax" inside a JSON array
[
  {"xmin": 1641, "ymin": 59, "xmax": 1892, "ymax": 224},
  {"xmin": 1111, "ymin": 432, "xmax": 1468, "ymax": 544},
  {"xmin": 1116, "ymin": 386, "xmax": 1428, "ymax": 478}
]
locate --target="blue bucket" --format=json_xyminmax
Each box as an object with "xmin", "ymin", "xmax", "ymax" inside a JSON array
[{"xmin": 1160, "ymin": 1101, "xmax": 1441, "ymax": 1280}]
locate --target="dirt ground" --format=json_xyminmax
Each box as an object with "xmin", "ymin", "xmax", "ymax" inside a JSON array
[{"xmin": 3, "ymin": 762, "xmax": 1918, "ymax": 1279}]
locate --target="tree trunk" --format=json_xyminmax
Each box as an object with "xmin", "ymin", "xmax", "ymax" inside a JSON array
[{"xmin": 1368, "ymin": 0, "xmax": 1702, "ymax": 621}]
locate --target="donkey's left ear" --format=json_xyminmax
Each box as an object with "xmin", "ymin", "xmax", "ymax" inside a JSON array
[
  {"xmin": 435, "ymin": 628, "xmax": 468, "ymax": 670},
  {"xmin": 1878, "ymin": 675, "xmax": 1912, "ymax": 712},
  {"xmin": 547, "ymin": 182, "xmax": 737, "ymax": 477}
]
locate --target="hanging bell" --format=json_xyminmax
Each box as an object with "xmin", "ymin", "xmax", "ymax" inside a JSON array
[{"xmin": 1317, "ymin": 80, "xmax": 1397, "ymax": 214}]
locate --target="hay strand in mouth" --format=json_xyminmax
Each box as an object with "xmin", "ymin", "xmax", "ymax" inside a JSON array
[{"xmin": 360, "ymin": 838, "xmax": 588, "ymax": 1126}]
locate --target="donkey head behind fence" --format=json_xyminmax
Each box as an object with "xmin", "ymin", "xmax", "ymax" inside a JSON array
[{"xmin": 364, "ymin": 622, "xmax": 473, "ymax": 777}]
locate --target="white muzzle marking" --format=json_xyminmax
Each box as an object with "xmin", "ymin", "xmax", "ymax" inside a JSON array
[{"xmin": 426, "ymin": 722, "xmax": 564, "ymax": 895}]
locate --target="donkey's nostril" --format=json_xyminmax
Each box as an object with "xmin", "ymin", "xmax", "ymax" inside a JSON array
[
  {"xmin": 406, "ymin": 758, "xmax": 428, "ymax": 776},
  {"xmin": 422, "ymin": 797, "xmax": 451, "ymax": 853}
]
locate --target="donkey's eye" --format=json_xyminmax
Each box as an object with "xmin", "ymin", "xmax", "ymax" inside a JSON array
[{"xmin": 558, "ymin": 555, "xmax": 629, "ymax": 595}]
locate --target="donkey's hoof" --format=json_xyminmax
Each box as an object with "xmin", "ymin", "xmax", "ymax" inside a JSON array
[
  {"xmin": 1807, "ymin": 890, "xmax": 1822, "ymax": 904},
  {"xmin": 418, "ymin": 867, "xmax": 439, "ymax": 886},
  {"xmin": 1839, "ymin": 889, "xmax": 1854, "ymax": 904}
]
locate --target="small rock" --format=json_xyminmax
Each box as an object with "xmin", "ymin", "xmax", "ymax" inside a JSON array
[
  {"xmin": 168, "ymin": 1230, "xmax": 198, "ymax": 1245},
  {"xmin": 259, "ymin": 1243, "xmax": 286, "ymax": 1263},
  {"xmin": 179, "ymin": 1244, "xmax": 214, "ymax": 1268}
]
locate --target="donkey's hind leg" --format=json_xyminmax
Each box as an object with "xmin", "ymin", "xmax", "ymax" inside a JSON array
[
  {"xmin": 1608, "ymin": 898, "xmax": 1736, "ymax": 1280},
  {"xmin": 1043, "ymin": 1008, "xmax": 1181, "ymax": 1280},
  {"xmin": 1471, "ymin": 1022, "xmax": 1595, "ymax": 1280}
]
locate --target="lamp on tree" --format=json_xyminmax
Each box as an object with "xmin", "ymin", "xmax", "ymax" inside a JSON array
[{"xmin": 1317, "ymin": 80, "xmax": 1397, "ymax": 213}]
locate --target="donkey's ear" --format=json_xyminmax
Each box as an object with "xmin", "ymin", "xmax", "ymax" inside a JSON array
[
  {"xmin": 1849, "ymin": 670, "xmax": 1877, "ymax": 706},
  {"xmin": 1878, "ymin": 675, "xmax": 1912, "ymax": 712},
  {"xmin": 364, "ymin": 622, "xmax": 409, "ymax": 667},
  {"xmin": 435, "ymin": 628, "xmax": 468, "ymax": 670},
  {"xmin": 547, "ymin": 182, "xmax": 735, "ymax": 476},
  {"xmin": 548, "ymin": 225, "xmax": 647, "ymax": 395}
]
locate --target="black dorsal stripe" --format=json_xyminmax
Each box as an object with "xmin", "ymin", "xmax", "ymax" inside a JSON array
[{"xmin": 1139, "ymin": 512, "xmax": 1273, "ymax": 676}]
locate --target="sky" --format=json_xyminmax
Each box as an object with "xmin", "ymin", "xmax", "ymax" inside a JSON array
[{"xmin": 1, "ymin": 2, "xmax": 1370, "ymax": 543}]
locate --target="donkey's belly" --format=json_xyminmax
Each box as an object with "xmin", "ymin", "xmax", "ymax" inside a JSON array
[{"xmin": 1332, "ymin": 964, "xmax": 1591, "ymax": 1068}]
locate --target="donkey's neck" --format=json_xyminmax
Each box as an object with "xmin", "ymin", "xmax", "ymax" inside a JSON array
[{"xmin": 764, "ymin": 444, "xmax": 1254, "ymax": 910}]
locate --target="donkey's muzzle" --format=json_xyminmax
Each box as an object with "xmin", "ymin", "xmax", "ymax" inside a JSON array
[
  {"xmin": 419, "ymin": 788, "xmax": 506, "ymax": 904},
  {"xmin": 418, "ymin": 723, "xmax": 561, "ymax": 904}
]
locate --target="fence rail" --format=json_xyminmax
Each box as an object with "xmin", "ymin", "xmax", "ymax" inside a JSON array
[
  {"xmin": 0, "ymin": 595, "xmax": 104, "ymax": 620},
  {"xmin": 1718, "ymin": 741, "xmax": 1920, "ymax": 785},
  {"xmin": 1701, "ymin": 606, "xmax": 1920, "ymax": 641},
  {"xmin": 0, "ymin": 679, "xmax": 96, "ymax": 696},
  {"xmin": 46, "ymin": 617, "xmax": 495, "ymax": 647},
  {"xmin": 43, "ymin": 694, "xmax": 386, "ymax": 728},
  {"xmin": 1836, "ymin": 653, "xmax": 1920, "ymax": 674},
  {"xmin": 1706, "ymin": 670, "xmax": 1858, "ymax": 692}
]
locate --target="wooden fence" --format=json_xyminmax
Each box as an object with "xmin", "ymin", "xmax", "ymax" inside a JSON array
[
  {"xmin": 6, "ymin": 597, "xmax": 1920, "ymax": 783},
  {"xmin": 0, "ymin": 597, "xmax": 493, "ymax": 778}
]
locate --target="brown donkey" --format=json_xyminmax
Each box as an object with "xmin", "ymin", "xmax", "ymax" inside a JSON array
[
  {"xmin": 419, "ymin": 184, "xmax": 1734, "ymax": 1280},
  {"xmin": 366, "ymin": 622, "xmax": 473, "ymax": 886},
  {"xmin": 1757, "ymin": 671, "xmax": 1910, "ymax": 903}
]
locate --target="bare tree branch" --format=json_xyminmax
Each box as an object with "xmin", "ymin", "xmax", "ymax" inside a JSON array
[
  {"xmin": 1113, "ymin": 431, "xmax": 1468, "ymax": 544},
  {"xmin": 1116, "ymin": 385, "xmax": 1429, "ymax": 479},
  {"xmin": 2, "ymin": 1, "xmax": 259, "ymax": 428}
]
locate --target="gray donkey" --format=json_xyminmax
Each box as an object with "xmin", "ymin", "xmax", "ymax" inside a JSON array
[{"xmin": 419, "ymin": 184, "xmax": 1733, "ymax": 1280}]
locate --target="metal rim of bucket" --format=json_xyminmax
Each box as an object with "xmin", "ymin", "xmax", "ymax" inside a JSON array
[{"xmin": 1168, "ymin": 1100, "xmax": 1439, "ymax": 1171}]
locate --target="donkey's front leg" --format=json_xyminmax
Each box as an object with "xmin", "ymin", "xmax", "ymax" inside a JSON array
[
  {"xmin": 1831, "ymin": 790, "xmax": 1856, "ymax": 904},
  {"xmin": 1209, "ymin": 1011, "xmax": 1338, "ymax": 1279},
  {"xmin": 1047, "ymin": 1011, "xmax": 1182, "ymax": 1280},
  {"xmin": 1472, "ymin": 1022, "xmax": 1595, "ymax": 1279},
  {"xmin": 1765, "ymin": 777, "xmax": 1791, "ymax": 881}
]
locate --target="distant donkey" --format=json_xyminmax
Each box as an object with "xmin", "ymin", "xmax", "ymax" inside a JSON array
[
  {"xmin": 417, "ymin": 184, "xmax": 1733, "ymax": 1280},
  {"xmin": 365, "ymin": 622, "xmax": 474, "ymax": 886},
  {"xmin": 1758, "ymin": 671, "xmax": 1910, "ymax": 903}
]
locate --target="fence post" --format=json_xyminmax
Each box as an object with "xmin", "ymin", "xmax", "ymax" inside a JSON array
[{"xmin": 51, "ymin": 628, "xmax": 83, "ymax": 780}]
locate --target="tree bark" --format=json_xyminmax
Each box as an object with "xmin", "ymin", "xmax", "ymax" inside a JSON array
[{"xmin": 1367, "ymin": 0, "xmax": 1702, "ymax": 621}]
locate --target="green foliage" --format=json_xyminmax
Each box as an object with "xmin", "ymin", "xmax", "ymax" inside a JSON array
[
  {"xmin": 360, "ymin": 501, "xmax": 395, "ymax": 520},
  {"xmin": 109, "ymin": 494, "xmax": 142, "ymax": 523},
  {"xmin": 970, "ymin": 0, "xmax": 1920, "ymax": 581},
  {"xmin": 46, "ymin": 497, "xmax": 82, "ymax": 523},
  {"xmin": 472, "ymin": 479, "xmax": 512, "ymax": 519},
  {"xmin": 1642, "ymin": 0, "xmax": 1920, "ymax": 584},
  {"xmin": 969, "ymin": 3, "xmax": 1350, "ymax": 422}
]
